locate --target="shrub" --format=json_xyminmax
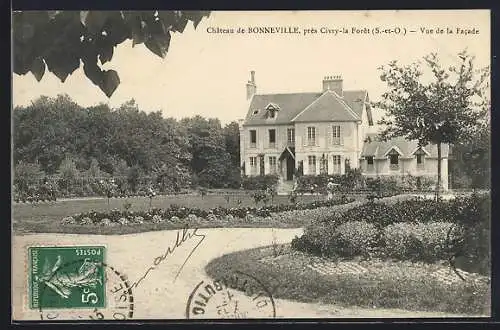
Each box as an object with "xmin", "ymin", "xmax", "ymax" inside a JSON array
[
  {"xmin": 251, "ymin": 190, "xmax": 270, "ymax": 206},
  {"xmin": 81, "ymin": 217, "xmax": 93, "ymax": 225},
  {"xmin": 333, "ymin": 221, "xmax": 380, "ymax": 258},
  {"xmin": 241, "ymin": 174, "xmax": 279, "ymax": 190},
  {"xmin": 152, "ymin": 215, "xmax": 164, "ymax": 224},
  {"xmin": 63, "ymin": 195, "xmax": 355, "ymax": 227},
  {"xmin": 296, "ymin": 174, "xmax": 332, "ymax": 194},
  {"xmin": 61, "ymin": 216, "xmax": 76, "ymax": 225},
  {"xmin": 382, "ymin": 222, "xmax": 461, "ymax": 262},
  {"xmin": 292, "ymin": 193, "xmax": 490, "ymax": 265},
  {"xmin": 14, "ymin": 162, "xmax": 45, "ymax": 193},
  {"xmin": 453, "ymin": 193, "xmax": 490, "ymax": 275}
]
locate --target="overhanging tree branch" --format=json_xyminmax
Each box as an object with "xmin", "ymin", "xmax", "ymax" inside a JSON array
[{"xmin": 13, "ymin": 10, "xmax": 211, "ymax": 97}]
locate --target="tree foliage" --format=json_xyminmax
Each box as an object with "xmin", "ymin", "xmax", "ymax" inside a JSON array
[
  {"xmin": 13, "ymin": 10, "xmax": 211, "ymax": 97},
  {"xmin": 13, "ymin": 94, "xmax": 241, "ymax": 190},
  {"xmin": 450, "ymin": 121, "xmax": 490, "ymax": 189},
  {"xmin": 374, "ymin": 50, "xmax": 490, "ymax": 194}
]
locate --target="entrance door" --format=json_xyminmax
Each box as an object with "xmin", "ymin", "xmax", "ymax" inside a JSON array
[{"xmin": 286, "ymin": 157, "xmax": 295, "ymax": 181}]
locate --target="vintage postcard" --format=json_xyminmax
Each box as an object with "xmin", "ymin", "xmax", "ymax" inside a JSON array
[{"xmin": 12, "ymin": 10, "xmax": 491, "ymax": 321}]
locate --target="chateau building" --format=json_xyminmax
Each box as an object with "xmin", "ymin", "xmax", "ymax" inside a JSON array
[{"xmin": 238, "ymin": 71, "xmax": 449, "ymax": 192}]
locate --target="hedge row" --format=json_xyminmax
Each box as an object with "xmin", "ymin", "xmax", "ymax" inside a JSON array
[
  {"xmin": 295, "ymin": 174, "xmax": 437, "ymax": 194},
  {"xmin": 291, "ymin": 193, "xmax": 490, "ymax": 274},
  {"xmin": 60, "ymin": 196, "xmax": 355, "ymax": 226}
]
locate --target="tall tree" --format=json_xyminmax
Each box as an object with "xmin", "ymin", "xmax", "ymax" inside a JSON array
[
  {"xmin": 374, "ymin": 50, "xmax": 489, "ymax": 198},
  {"xmin": 182, "ymin": 116, "xmax": 232, "ymax": 188},
  {"xmin": 223, "ymin": 121, "xmax": 240, "ymax": 167},
  {"xmin": 13, "ymin": 10, "xmax": 210, "ymax": 97},
  {"xmin": 13, "ymin": 94, "xmax": 84, "ymax": 173}
]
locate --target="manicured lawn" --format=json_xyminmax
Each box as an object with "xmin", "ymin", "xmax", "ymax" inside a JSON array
[
  {"xmin": 13, "ymin": 193, "xmax": 354, "ymax": 235},
  {"xmin": 205, "ymin": 244, "xmax": 490, "ymax": 316}
]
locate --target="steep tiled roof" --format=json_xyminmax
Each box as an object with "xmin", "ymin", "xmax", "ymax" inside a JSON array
[
  {"xmin": 243, "ymin": 89, "xmax": 370, "ymax": 126},
  {"xmin": 361, "ymin": 133, "xmax": 450, "ymax": 158},
  {"xmin": 343, "ymin": 90, "xmax": 373, "ymax": 125},
  {"xmin": 244, "ymin": 93, "xmax": 321, "ymax": 125},
  {"xmin": 292, "ymin": 90, "xmax": 360, "ymax": 122},
  {"xmin": 343, "ymin": 90, "xmax": 367, "ymax": 117}
]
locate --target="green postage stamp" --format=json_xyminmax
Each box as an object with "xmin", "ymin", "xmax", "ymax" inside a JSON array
[{"xmin": 28, "ymin": 246, "xmax": 106, "ymax": 310}]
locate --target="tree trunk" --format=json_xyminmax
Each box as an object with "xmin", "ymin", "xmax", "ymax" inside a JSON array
[{"xmin": 436, "ymin": 142, "xmax": 442, "ymax": 201}]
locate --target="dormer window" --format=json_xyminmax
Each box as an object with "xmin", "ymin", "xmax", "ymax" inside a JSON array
[
  {"xmin": 414, "ymin": 148, "xmax": 427, "ymax": 170},
  {"xmin": 386, "ymin": 148, "xmax": 402, "ymax": 171},
  {"xmin": 252, "ymin": 109, "xmax": 259, "ymax": 115},
  {"xmin": 265, "ymin": 103, "xmax": 280, "ymax": 119}
]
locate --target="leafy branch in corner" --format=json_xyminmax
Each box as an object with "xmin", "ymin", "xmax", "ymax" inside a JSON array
[{"xmin": 13, "ymin": 10, "xmax": 211, "ymax": 97}]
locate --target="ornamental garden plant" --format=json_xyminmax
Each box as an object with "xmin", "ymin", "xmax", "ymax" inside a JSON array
[
  {"xmin": 291, "ymin": 192, "xmax": 490, "ymax": 275},
  {"xmin": 60, "ymin": 195, "xmax": 356, "ymax": 227}
]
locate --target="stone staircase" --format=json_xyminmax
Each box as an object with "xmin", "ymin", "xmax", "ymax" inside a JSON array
[{"xmin": 277, "ymin": 180, "xmax": 295, "ymax": 195}]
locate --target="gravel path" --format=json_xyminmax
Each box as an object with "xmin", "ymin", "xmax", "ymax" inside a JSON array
[{"xmin": 13, "ymin": 228, "xmax": 467, "ymax": 320}]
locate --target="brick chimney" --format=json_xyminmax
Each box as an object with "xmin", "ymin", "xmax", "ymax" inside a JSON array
[
  {"xmin": 322, "ymin": 75, "xmax": 343, "ymax": 97},
  {"xmin": 246, "ymin": 70, "xmax": 256, "ymax": 100}
]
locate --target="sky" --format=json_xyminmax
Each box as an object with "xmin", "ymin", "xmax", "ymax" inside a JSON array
[{"xmin": 12, "ymin": 10, "xmax": 490, "ymax": 125}]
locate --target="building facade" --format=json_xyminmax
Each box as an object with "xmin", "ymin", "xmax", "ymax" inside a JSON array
[{"xmin": 239, "ymin": 71, "xmax": 449, "ymax": 191}]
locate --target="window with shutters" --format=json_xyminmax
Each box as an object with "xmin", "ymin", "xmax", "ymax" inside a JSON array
[
  {"xmin": 332, "ymin": 125, "xmax": 341, "ymax": 145},
  {"xmin": 287, "ymin": 128, "xmax": 295, "ymax": 145},
  {"xmin": 307, "ymin": 127, "xmax": 316, "ymax": 146},
  {"xmin": 268, "ymin": 129, "xmax": 276, "ymax": 148},
  {"xmin": 308, "ymin": 156, "xmax": 316, "ymax": 175},
  {"xmin": 250, "ymin": 130, "xmax": 257, "ymax": 148},
  {"xmin": 332, "ymin": 155, "xmax": 341, "ymax": 174},
  {"xmin": 269, "ymin": 156, "xmax": 277, "ymax": 174}
]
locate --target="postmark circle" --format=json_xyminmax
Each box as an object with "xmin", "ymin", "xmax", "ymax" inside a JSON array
[
  {"xmin": 38, "ymin": 260, "xmax": 134, "ymax": 321},
  {"xmin": 186, "ymin": 271, "xmax": 276, "ymax": 319}
]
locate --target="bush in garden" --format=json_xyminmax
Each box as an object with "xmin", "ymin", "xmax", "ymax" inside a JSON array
[
  {"xmin": 118, "ymin": 217, "xmax": 129, "ymax": 225},
  {"xmin": 452, "ymin": 192, "xmax": 490, "ymax": 275},
  {"xmin": 295, "ymin": 170, "xmax": 365, "ymax": 194},
  {"xmin": 291, "ymin": 223, "xmax": 335, "ymax": 256},
  {"xmin": 251, "ymin": 190, "xmax": 269, "ymax": 206},
  {"xmin": 14, "ymin": 161, "xmax": 45, "ymax": 194},
  {"xmin": 62, "ymin": 195, "xmax": 355, "ymax": 227},
  {"xmin": 241, "ymin": 175, "xmax": 279, "ymax": 190},
  {"xmin": 382, "ymin": 222, "xmax": 460, "ymax": 262},
  {"xmin": 100, "ymin": 218, "xmax": 112, "ymax": 226},
  {"xmin": 152, "ymin": 215, "xmax": 163, "ymax": 224},
  {"xmin": 81, "ymin": 217, "xmax": 93, "ymax": 225},
  {"xmin": 292, "ymin": 193, "xmax": 490, "ymax": 265},
  {"xmin": 333, "ymin": 221, "xmax": 380, "ymax": 258},
  {"xmin": 133, "ymin": 216, "xmax": 144, "ymax": 224},
  {"xmin": 296, "ymin": 174, "xmax": 331, "ymax": 194},
  {"xmin": 61, "ymin": 216, "xmax": 76, "ymax": 225}
]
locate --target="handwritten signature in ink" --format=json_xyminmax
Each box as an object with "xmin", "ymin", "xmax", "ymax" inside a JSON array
[{"xmin": 130, "ymin": 225, "xmax": 206, "ymax": 289}]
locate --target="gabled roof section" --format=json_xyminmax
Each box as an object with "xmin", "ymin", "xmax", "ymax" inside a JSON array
[
  {"xmin": 291, "ymin": 90, "xmax": 360, "ymax": 123},
  {"xmin": 383, "ymin": 146, "xmax": 404, "ymax": 157},
  {"xmin": 361, "ymin": 133, "xmax": 450, "ymax": 158},
  {"xmin": 244, "ymin": 93, "xmax": 321, "ymax": 125},
  {"xmin": 410, "ymin": 146, "xmax": 431, "ymax": 157},
  {"xmin": 265, "ymin": 102, "xmax": 280, "ymax": 111}
]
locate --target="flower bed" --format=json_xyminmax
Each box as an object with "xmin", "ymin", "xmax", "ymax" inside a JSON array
[
  {"xmin": 291, "ymin": 193, "xmax": 490, "ymax": 274},
  {"xmin": 60, "ymin": 196, "xmax": 355, "ymax": 227}
]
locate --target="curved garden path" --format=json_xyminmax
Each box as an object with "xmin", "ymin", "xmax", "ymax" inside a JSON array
[{"xmin": 12, "ymin": 227, "xmax": 469, "ymax": 320}]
